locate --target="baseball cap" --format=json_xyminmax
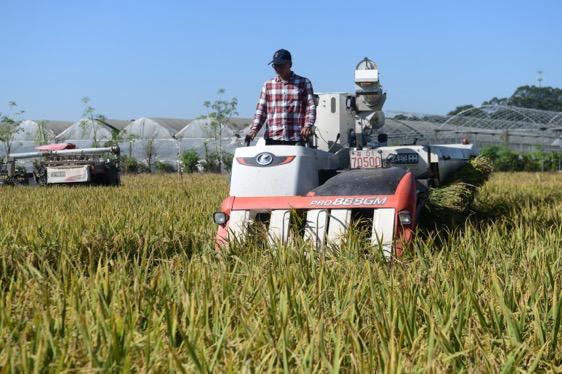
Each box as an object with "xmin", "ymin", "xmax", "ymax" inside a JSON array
[{"xmin": 268, "ymin": 49, "xmax": 292, "ymax": 65}]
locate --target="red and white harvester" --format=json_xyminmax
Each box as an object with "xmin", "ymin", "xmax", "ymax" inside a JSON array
[
  {"xmin": 214, "ymin": 58, "xmax": 478, "ymax": 258},
  {"xmin": 3, "ymin": 143, "xmax": 120, "ymax": 186}
]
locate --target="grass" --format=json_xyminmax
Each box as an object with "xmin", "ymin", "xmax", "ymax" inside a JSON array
[{"xmin": 0, "ymin": 172, "xmax": 561, "ymax": 371}]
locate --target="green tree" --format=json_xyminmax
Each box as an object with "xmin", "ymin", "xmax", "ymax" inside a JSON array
[
  {"xmin": 448, "ymin": 105, "xmax": 477, "ymax": 116},
  {"xmin": 481, "ymin": 96, "xmax": 508, "ymax": 106},
  {"xmin": 507, "ymin": 85, "xmax": 562, "ymax": 111},
  {"xmin": 80, "ymin": 97, "xmax": 106, "ymax": 147},
  {"xmin": 201, "ymin": 89, "xmax": 238, "ymax": 173},
  {"xmin": 0, "ymin": 101, "xmax": 24, "ymax": 159},
  {"xmin": 144, "ymin": 135, "xmax": 157, "ymax": 173},
  {"xmin": 451, "ymin": 85, "xmax": 562, "ymax": 114},
  {"xmin": 34, "ymin": 120, "xmax": 54, "ymax": 145}
]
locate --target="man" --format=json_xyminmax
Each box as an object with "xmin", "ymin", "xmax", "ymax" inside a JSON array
[{"xmin": 246, "ymin": 49, "xmax": 316, "ymax": 145}]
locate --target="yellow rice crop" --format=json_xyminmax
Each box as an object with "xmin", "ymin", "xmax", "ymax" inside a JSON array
[{"xmin": 0, "ymin": 172, "xmax": 561, "ymax": 371}]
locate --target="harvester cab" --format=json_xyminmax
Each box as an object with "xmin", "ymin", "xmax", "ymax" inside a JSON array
[
  {"xmin": 3, "ymin": 143, "xmax": 121, "ymax": 186},
  {"xmin": 214, "ymin": 58, "xmax": 478, "ymax": 258}
]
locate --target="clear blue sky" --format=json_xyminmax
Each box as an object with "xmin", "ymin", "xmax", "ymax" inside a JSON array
[{"xmin": 1, "ymin": 0, "xmax": 560, "ymax": 121}]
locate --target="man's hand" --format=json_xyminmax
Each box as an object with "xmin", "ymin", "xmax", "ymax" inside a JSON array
[
  {"xmin": 300, "ymin": 126, "xmax": 313, "ymax": 140},
  {"xmin": 245, "ymin": 130, "xmax": 257, "ymax": 144}
]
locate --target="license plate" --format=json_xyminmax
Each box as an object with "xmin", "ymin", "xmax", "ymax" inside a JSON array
[{"xmin": 349, "ymin": 150, "xmax": 382, "ymax": 169}]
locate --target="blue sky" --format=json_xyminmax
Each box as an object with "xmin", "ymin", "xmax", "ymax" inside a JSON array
[{"xmin": 1, "ymin": 0, "xmax": 560, "ymax": 120}]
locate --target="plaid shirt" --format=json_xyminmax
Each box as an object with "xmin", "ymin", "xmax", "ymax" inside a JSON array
[{"xmin": 251, "ymin": 73, "xmax": 316, "ymax": 141}]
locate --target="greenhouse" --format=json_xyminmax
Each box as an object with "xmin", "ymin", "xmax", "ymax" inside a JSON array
[
  {"xmin": 55, "ymin": 118, "xmax": 118, "ymax": 148},
  {"xmin": 175, "ymin": 118, "xmax": 251, "ymax": 160},
  {"xmin": 8, "ymin": 120, "xmax": 56, "ymax": 154},
  {"xmin": 120, "ymin": 117, "xmax": 190, "ymax": 165},
  {"xmin": 4, "ymin": 106, "xmax": 560, "ymax": 172}
]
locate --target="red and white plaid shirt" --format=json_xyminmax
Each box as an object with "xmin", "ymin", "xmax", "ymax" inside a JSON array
[{"xmin": 251, "ymin": 72, "xmax": 316, "ymax": 141}]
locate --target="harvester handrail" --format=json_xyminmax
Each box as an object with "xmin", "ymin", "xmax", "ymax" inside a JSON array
[{"xmin": 8, "ymin": 146, "xmax": 120, "ymax": 160}]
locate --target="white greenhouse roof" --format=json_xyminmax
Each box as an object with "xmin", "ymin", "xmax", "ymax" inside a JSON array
[
  {"xmin": 14, "ymin": 120, "xmax": 56, "ymax": 141},
  {"xmin": 122, "ymin": 117, "xmax": 175, "ymax": 139},
  {"xmin": 174, "ymin": 118, "xmax": 237, "ymax": 139},
  {"xmin": 55, "ymin": 118, "xmax": 116, "ymax": 141}
]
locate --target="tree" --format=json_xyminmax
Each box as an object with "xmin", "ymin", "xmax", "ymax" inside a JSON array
[
  {"xmin": 125, "ymin": 132, "xmax": 140, "ymax": 159},
  {"xmin": 144, "ymin": 135, "xmax": 157, "ymax": 172},
  {"xmin": 452, "ymin": 85, "xmax": 562, "ymax": 114},
  {"xmin": 201, "ymin": 89, "xmax": 238, "ymax": 173},
  {"xmin": 80, "ymin": 97, "xmax": 106, "ymax": 147},
  {"xmin": 481, "ymin": 96, "xmax": 508, "ymax": 106},
  {"xmin": 507, "ymin": 85, "xmax": 562, "ymax": 111},
  {"xmin": 34, "ymin": 120, "xmax": 54, "ymax": 145},
  {"xmin": 448, "ymin": 105, "xmax": 475, "ymax": 116},
  {"xmin": 0, "ymin": 101, "xmax": 24, "ymax": 159}
]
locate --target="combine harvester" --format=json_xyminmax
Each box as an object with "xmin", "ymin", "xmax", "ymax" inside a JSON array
[
  {"xmin": 1, "ymin": 143, "xmax": 121, "ymax": 186},
  {"xmin": 214, "ymin": 58, "xmax": 479, "ymax": 258}
]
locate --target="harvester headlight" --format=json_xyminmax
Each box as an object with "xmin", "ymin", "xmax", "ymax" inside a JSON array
[
  {"xmin": 213, "ymin": 212, "xmax": 228, "ymax": 225},
  {"xmin": 398, "ymin": 210, "xmax": 412, "ymax": 225}
]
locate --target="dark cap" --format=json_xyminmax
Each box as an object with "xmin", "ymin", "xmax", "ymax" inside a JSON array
[{"xmin": 268, "ymin": 49, "xmax": 292, "ymax": 65}]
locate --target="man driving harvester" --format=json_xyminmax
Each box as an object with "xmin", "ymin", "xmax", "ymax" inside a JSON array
[{"xmin": 246, "ymin": 49, "xmax": 316, "ymax": 145}]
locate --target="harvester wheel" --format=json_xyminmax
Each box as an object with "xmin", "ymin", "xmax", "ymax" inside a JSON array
[{"xmin": 34, "ymin": 166, "xmax": 48, "ymax": 186}]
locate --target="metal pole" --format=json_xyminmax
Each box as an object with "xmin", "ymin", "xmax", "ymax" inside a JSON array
[
  {"xmin": 9, "ymin": 146, "xmax": 118, "ymax": 159},
  {"xmin": 7, "ymin": 151, "xmax": 43, "ymax": 160}
]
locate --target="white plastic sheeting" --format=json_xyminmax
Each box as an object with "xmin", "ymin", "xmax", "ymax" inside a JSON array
[
  {"xmin": 14, "ymin": 120, "xmax": 55, "ymax": 141},
  {"xmin": 119, "ymin": 118, "xmax": 178, "ymax": 163},
  {"xmin": 119, "ymin": 118, "xmax": 172, "ymax": 163},
  {"xmin": 119, "ymin": 138, "xmax": 244, "ymax": 165},
  {"xmin": 174, "ymin": 118, "xmax": 235, "ymax": 139},
  {"xmin": 55, "ymin": 118, "xmax": 115, "ymax": 143},
  {"xmin": 120, "ymin": 139, "xmax": 180, "ymax": 165},
  {"xmin": 8, "ymin": 120, "xmax": 57, "ymax": 157},
  {"xmin": 121, "ymin": 117, "xmax": 175, "ymax": 139},
  {"xmin": 173, "ymin": 118, "xmax": 244, "ymax": 162}
]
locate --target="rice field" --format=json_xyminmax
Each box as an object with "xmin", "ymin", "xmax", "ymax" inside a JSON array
[{"xmin": 0, "ymin": 172, "xmax": 561, "ymax": 371}]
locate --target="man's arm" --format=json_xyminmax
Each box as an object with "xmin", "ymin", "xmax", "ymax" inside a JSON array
[
  {"xmin": 249, "ymin": 83, "xmax": 268, "ymax": 137},
  {"xmin": 303, "ymin": 79, "xmax": 316, "ymax": 128},
  {"xmin": 300, "ymin": 79, "xmax": 316, "ymax": 140}
]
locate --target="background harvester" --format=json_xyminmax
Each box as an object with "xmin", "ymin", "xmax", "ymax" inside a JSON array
[
  {"xmin": 2, "ymin": 143, "xmax": 121, "ymax": 186},
  {"xmin": 214, "ymin": 57, "xmax": 490, "ymax": 258}
]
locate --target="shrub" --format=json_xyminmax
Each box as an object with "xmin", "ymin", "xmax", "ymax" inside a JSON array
[
  {"xmin": 121, "ymin": 156, "xmax": 151, "ymax": 173},
  {"xmin": 155, "ymin": 161, "xmax": 176, "ymax": 173},
  {"xmin": 481, "ymin": 145, "xmax": 562, "ymax": 172},
  {"xmin": 180, "ymin": 149, "xmax": 199, "ymax": 173}
]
